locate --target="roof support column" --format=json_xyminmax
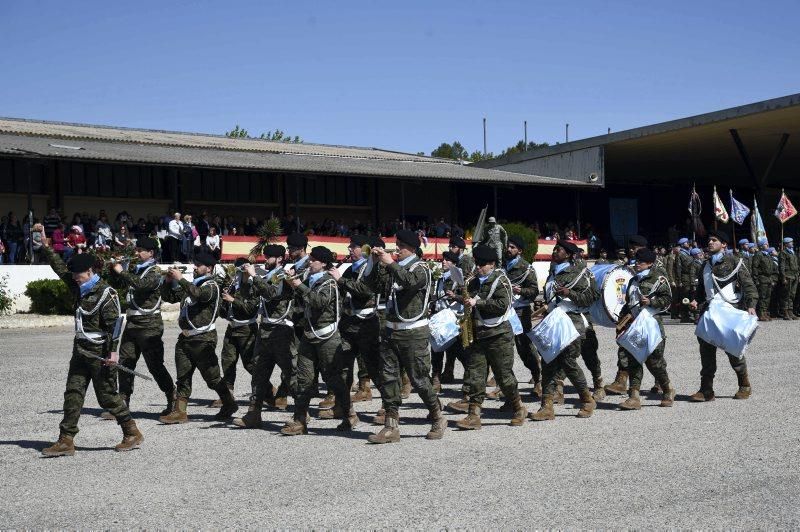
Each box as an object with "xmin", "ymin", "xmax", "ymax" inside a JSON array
[{"xmin": 401, "ymin": 180, "xmax": 406, "ymax": 230}]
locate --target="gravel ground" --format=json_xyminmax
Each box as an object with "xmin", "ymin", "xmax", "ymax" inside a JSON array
[{"xmin": 1, "ymin": 320, "xmax": 798, "ymax": 529}]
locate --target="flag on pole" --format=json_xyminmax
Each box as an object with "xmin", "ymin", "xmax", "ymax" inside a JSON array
[
  {"xmin": 713, "ymin": 186, "xmax": 729, "ymax": 223},
  {"xmin": 774, "ymin": 189, "xmax": 797, "ymax": 224},
  {"xmin": 751, "ymin": 196, "xmax": 767, "ymax": 244},
  {"xmin": 729, "ymin": 190, "xmax": 750, "ymax": 225},
  {"xmin": 688, "ymin": 185, "xmax": 706, "ymax": 237}
]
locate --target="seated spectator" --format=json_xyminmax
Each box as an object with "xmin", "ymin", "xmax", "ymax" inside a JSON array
[
  {"xmin": 114, "ymin": 224, "xmax": 131, "ymax": 249},
  {"xmin": 51, "ymin": 224, "xmax": 66, "ymax": 255},
  {"xmin": 95, "ymin": 214, "xmax": 113, "ymax": 250},
  {"xmin": 65, "ymin": 225, "xmax": 87, "ymax": 259},
  {"xmin": 206, "ymin": 226, "xmax": 221, "ymax": 259}
]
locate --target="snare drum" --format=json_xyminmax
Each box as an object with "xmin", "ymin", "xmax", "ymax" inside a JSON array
[
  {"xmin": 527, "ymin": 306, "xmax": 580, "ymax": 363},
  {"xmin": 589, "ymin": 264, "xmax": 633, "ymax": 328},
  {"xmin": 695, "ymin": 298, "xmax": 758, "ymax": 358}
]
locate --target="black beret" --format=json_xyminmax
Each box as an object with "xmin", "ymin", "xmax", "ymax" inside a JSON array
[
  {"xmin": 309, "ymin": 245, "xmax": 334, "ymax": 265},
  {"xmin": 628, "ymin": 235, "xmax": 648, "ymax": 248},
  {"xmin": 634, "ymin": 248, "xmax": 657, "ymax": 264},
  {"xmin": 234, "ymin": 257, "xmax": 249, "ymax": 267},
  {"xmin": 556, "ymin": 239, "xmax": 581, "ymax": 255},
  {"xmin": 442, "ymin": 251, "xmax": 460, "ymax": 263},
  {"xmin": 368, "ymin": 236, "xmax": 386, "ymax": 249},
  {"xmin": 264, "ymin": 244, "xmax": 286, "ymax": 258},
  {"xmin": 193, "ymin": 252, "xmax": 217, "ymax": 267},
  {"xmin": 449, "ymin": 236, "xmax": 466, "ymax": 248},
  {"xmin": 67, "ymin": 253, "xmax": 96, "ymax": 273},
  {"xmin": 473, "ymin": 245, "xmax": 498, "ymax": 263},
  {"xmin": 286, "ymin": 233, "xmax": 308, "ymax": 248},
  {"xmin": 507, "ymin": 235, "xmax": 525, "ymax": 250},
  {"xmin": 349, "ymin": 235, "xmax": 368, "ymax": 247},
  {"xmin": 707, "ymin": 230, "xmax": 731, "ymax": 245},
  {"xmin": 395, "ymin": 229, "xmax": 420, "ymax": 250},
  {"xmin": 135, "ymin": 237, "xmax": 157, "ymax": 251}
]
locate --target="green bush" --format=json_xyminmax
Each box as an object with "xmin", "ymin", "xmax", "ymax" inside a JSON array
[
  {"xmin": 503, "ymin": 222, "xmax": 539, "ymax": 263},
  {"xmin": 0, "ymin": 273, "xmax": 15, "ymax": 315},
  {"xmin": 25, "ymin": 279, "xmax": 73, "ymax": 315}
]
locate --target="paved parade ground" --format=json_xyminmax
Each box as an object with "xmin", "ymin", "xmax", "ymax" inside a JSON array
[{"xmin": 1, "ymin": 320, "xmax": 798, "ymax": 529}]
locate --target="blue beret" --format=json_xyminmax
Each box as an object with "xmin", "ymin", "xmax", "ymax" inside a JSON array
[
  {"xmin": 677, "ymin": 237, "xmax": 689, "ymax": 245},
  {"xmin": 783, "ymin": 237, "xmax": 793, "ymax": 243},
  {"xmin": 690, "ymin": 248, "xmax": 702, "ymax": 256},
  {"xmin": 738, "ymin": 239, "xmax": 749, "ymax": 246},
  {"xmin": 757, "ymin": 237, "xmax": 768, "ymax": 246}
]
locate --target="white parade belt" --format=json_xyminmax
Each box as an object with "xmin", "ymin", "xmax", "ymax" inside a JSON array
[
  {"xmin": 304, "ymin": 322, "xmax": 337, "ymax": 339},
  {"xmin": 385, "ymin": 319, "xmax": 429, "ymax": 331},
  {"xmin": 126, "ymin": 309, "xmax": 161, "ymax": 317},
  {"xmin": 181, "ymin": 323, "xmax": 216, "ymax": 337}
]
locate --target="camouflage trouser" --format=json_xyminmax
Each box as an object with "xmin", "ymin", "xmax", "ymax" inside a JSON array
[
  {"xmin": 174, "ymin": 332, "xmax": 222, "ymax": 398},
  {"xmin": 340, "ymin": 316, "xmax": 381, "ymax": 389},
  {"xmin": 379, "ymin": 326, "xmax": 439, "ymax": 415},
  {"xmin": 757, "ymin": 283, "xmax": 773, "ymax": 316},
  {"xmin": 118, "ymin": 325, "xmax": 174, "ymax": 399},
  {"xmin": 579, "ymin": 325, "xmax": 602, "ymax": 382},
  {"xmin": 295, "ymin": 332, "xmax": 349, "ymax": 414},
  {"xmin": 623, "ymin": 320, "xmax": 670, "ymax": 390},
  {"xmin": 220, "ymin": 324, "xmax": 258, "ymax": 388},
  {"xmin": 515, "ymin": 306, "xmax": 541, "ymax": 383},
  {"xmin": 432, "ymin": 339, "xmax": 470, "ymax": 393},
  {"xmin": 61, "ymin": 346, "xmax": 131, "ymax": 437},
  {"xmin": 779, "ymin": 278, "xmax": 798, "ymax": 314},
  {"xmin": 697, "ymin": 337, "xmax": 748, "ymax": 390},
  {"xmin": 542, "ymin": 339, "xmax": 589, "ymax": 397},
  {"xmin": 465, "ymin": 332, "xmax": 519, "ymax": 405},
  {"xmin": 251, "ymin": 324, "xmax": 297, "ymax": 403}
]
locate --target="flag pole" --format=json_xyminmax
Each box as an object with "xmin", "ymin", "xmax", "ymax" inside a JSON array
[
  {"xmin": 729, "ymin": 188, "xmax": 736, "ymax": 246},
  {"xmin": 781, "ymin": 188, "xmax": 785, "ymax": 245},
  {"xmin": 692, "ymin": 183, "xmax": 696, "ymax": 243}
]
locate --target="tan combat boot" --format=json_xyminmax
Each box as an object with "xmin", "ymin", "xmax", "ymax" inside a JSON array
[
  {"xmin": 232, "ymin": 397, "xmax": 263, "ymax": 428},
  {"xmin": 510, "ymin": 395, "xmax": 527, "ymax": 426},
  {"xmin": 650, "ymin": 383, "xmax": 662, "ymax": 394},
  {"xmin": 431, "ymin": 373, "xmax": 442, "ymax": 394},
  {"xmin": 352, "ymin": 378, "xmax": 373, "ymax": 402},
  {"xmin": 159, "ymin": 397, "xmax": 189, "ymax": 424},
  {"xmin": 115, "ymin": 419, "xmax": 144, "ymax": 452},
  {"xmin": 372, "ymin": 408, "xmax": 386, "ymax": 425},
  {"xmin": 689, "ymin": 377, "xmax": 715, "ymax": 402},
  {"xmin": 337, "ymin": 408, "xmax": 360, "ymax": 432},
  {"xmin": 400, "ymin": 373, "xmax": 412, "ymax": 399},
  {"xmin": 592, "ymin": 377, "xmax": 606, "ymax": 401},
  {"xmin": 280, "ymin": 411, "xmax": 309, "ymax": 436},
  {"xmin": 733, "ymin": 372, "xmax": 752, "ymax": 399},
  {"xmin": 576, "ymin": 389, "xmax": 596, "ymax": 418},
  {"xmin": 446, "ymin": 395, "xmax": 469, "ymax": 414},
  {"xmin": 660, "ymin": 384, "xmax": 676, "ymax": 407},
  {"xmin": 273, "ymin": 395, "xmax": 288, "ymax": 411},
  {"xmin": 531, "ymin": 381, "xmax": 542, "ymax": 399},
  {"xmin": 214, "ymin": 382, "xmax": 239, "ymax": 420},
  {"xmin": 619, "ymin": 388, "xmax": 642, "ymax": 410},
  {"xmin": 368, "ymin": 411, "xmax": 400, "ymax": 444},
  {"xmin": 487, "ymin": 387, "xmax": 504, "ymax": 400},
  {"xmin": 456, "ymin": 404, "xmax": 482, "ymax": 430},
  {"xmin": 554, "ymin": 380, "xmax": 565, "ymax": 405},
  {"xmin": 426, "ymin": 401, "xmax": 447, "ymax": 440},
  {"xmin": 604, "ymin": 370, "xmax": 628, "ymax": 395},
  {"xmin": 42, "ymin": 434, "xmax": 75, "ymax": 457},
  {"xmin": 318, "ymin": 393, "xmax": 336, "ymax": 410},
  {"xmin": 529, "ymin": 394, "xmax": 555, "ymax": 421},
  {"xmin": 319, "ymin": 403, "xmax": 346, "ymax": 420}
]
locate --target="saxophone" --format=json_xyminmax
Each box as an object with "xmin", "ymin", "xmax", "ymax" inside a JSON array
[{"xmin": 460, "ymin": 274, "xmax": 475, "ymax": 348}]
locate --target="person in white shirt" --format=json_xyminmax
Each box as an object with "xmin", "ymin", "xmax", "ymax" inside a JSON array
[
  {"xmin": 167, "ymin": 212, "xmax": 183, "ymax": 262},
  {"xmin": 205, "ymin": 227, "xmax": 221, "ymax": 259}
]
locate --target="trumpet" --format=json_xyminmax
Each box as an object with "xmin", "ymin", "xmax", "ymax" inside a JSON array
[
  {"xmin": 269, "ymin": 270, "xmax": 302, "ymax": 285},
  {"xmin": 237, "ymin": 263, "xmax": 268, "ymax": 276},
  {"xmin": 161, "ymin": 264, "xmax": 187, "ymax": 276},
  {"xmin": 104, "ymin": 254, "xmax": 136, "ymax": 267},
  {"xmin": 363, "ymin": 244, "xmax": 399, "ymax": 255}
]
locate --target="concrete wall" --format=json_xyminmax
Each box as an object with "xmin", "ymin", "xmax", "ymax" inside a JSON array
[
  {"xmin": 494, "ymin": 145, "xmax": 604, "ymax": 185},
  {"xmin": 0, "ymin": 193, "xmax": 50, "ymax": 219}
]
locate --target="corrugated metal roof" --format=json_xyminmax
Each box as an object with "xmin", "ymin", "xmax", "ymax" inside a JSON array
[{"xmin": 0, "ymin": 118, "xmax": 594, "ymax": 187}]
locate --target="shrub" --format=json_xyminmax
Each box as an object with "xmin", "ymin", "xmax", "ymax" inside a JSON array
[
  {"xmin": 0, "ymin": 273, "xmax": 15, "ymax": 315},
  {"xmin": 503, "ymin": 222, "xmax": 539, "ymax": 263},
  {"xmin": 25, "ymin": 279, "xmax": 73, "ymax": 315}
]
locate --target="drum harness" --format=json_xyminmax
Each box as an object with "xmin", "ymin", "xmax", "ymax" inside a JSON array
[
  {"xmin": 508, "ymin": 264, "xmax": 535, "ymax": 309},
  {"xmin": 180, "ymin": 277, "xmax": 220, "ymax": 337},
  {"xmin": 472, "ymin": 270, "xmax": 514, "ymax": 328},
  {"xmin": 386, "ymin": 259, "xmax": 432, "ymax": 330},
  {"xmin": 258, "ymin": 266, "xmax": 294, "ymax": 328},
  {"xmin": 304, "ymin": 275, "xmax": 340, "ymax": 341},
  {"xmin": 344, "ymin": 258, "xmax": 378, "ymax": 320},
  {"xmin": 125, "ymin": 263, "xmax": 162, "ymax": 317},
  {"xmin": 703, "ymin": 258, "xmax": 743, "ymax": 306}
]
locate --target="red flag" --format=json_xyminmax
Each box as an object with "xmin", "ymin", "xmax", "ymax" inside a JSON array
[{"xmin": 775, "ymin": 190, "xmax": 797, "ymax": 224}]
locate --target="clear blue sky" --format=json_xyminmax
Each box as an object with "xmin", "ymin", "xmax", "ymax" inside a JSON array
[{"xmin": 1, "ymin": 1, "xmax": 798, "ymax": 155}]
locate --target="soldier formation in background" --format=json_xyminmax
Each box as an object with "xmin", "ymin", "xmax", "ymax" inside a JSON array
[{"xmin": 37, "ymin": 223, "xmax": 799, "ymax": 456}]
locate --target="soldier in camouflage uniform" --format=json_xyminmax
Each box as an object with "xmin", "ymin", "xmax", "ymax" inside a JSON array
[
  {"xmin": 365, "ymin": 230, "xmax": 447, "ymax": 443},
  {"xmin": 41, "ymin": 247, "xmax": 143, "ymax": 457},
  {"xmin": 529, "ymin": 240, "xmax": 600, "ymax": 422},
  {"xmin": 617, "ymin": 248, "xmax": 675, "ymax": 410},
  {"xmin": 430, "ymin": 251, "xmax": 466, "ymax": 394},
  {"xmin": 215, "ymin": 257, "xmax": 260, "ymax": 407},
  {"xmin": 441, "ymin": 236, "xmax": 475, "ymax": 383},
  {"xmin": 233, "ymin": 245, "xmax": 296, "ymax": 428},
  {"xmin": 454, "ymin": 245, "xmax": 528, "ymax": 429},
  {"xmin": 110, "ymin": 237, "xmax": 175, "ymax": 416},
  {"xmin": 689, "ymin": 230, "xmax": 758, "ymax": 402},
  {"xmin": 736, "ymin": 239, "xmax": 753, "ymax": 273},
  {"xmin": 159, "ymin": 252, "xmax": 238, "ymax": 423},
  {"xmin": 675, "ymin": 237, "xmax": 695, "ymax": 323},
  {"xmin": 750, "ymin": 237, "xmax": 774, "ymax": 321},
  {"xmin": 778, "ymin": 237, "xmax": 799, "ymax": 320}
]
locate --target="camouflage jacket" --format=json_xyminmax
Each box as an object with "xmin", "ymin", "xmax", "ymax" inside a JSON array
[
  {"xmin": 622, "ymin": 266, "xmax": 672, "ymax": 326},
  {"xmin": 694, "ymin": 254, "xmax": 758, "ymax": 310},
  {"xmin": 750, "ymin": 251, "xmax": 775, "ymax": 285},
  {"xmin": 294, "ymin": 271, "xmax": 339, "ymax": 343},
  {"xmin": 467, "ymin": 268, "xmax": 513, "ymax": 339},
  {"xmin": 366, "ymin": 255, "xmax": 430, "ymax": 325},
  {"xmin": 162, "ymin": 276, "xmax": 220, "ymax": 339},
  {"xmin": 221, "ymin": 274, "xmax": 260, "ymax": 336},
  {"xmin": 545, "ymin": 261, "xmax": 600, "ymax": 331},
  {"xmin": 504, "ymin": 255, "xmax": 539, "ymax": 309},
  {"xmin": 113, "ymin": 261, "xmax": 163, "ymax": 330},
  {"xmin": 251, "ymin": 268, "xmax": 295, "ymax": 328},
  {"xmin": 338, "ymin": 259, "xmax": 377, "ymax": 317},
  {"xmin": 676, "ymin": 249, "xmax": 694, "ymax": 286},
  {"xmin": 779, "ymin": 249, "xmax": 799, "ymax": 281}
]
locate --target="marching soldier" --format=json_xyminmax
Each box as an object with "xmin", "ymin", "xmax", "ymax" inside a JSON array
[
  {"xmin": 530, "ymin": 240, "xmax": 600, "ymax": 422},
  {"xmin": 365, "ymin": 230, "xmax": 447, "ymax": 443},
  {"xmin": 215, "ymin": 257, "xmax": 260, "ymax": 406},
  {"xmin": 233, "ymin": 244, "xmax": 296, "ymax": 428},
  {"xmin": 454, "ymin": 245, "xmax": 528, "ymax": 429},
  {"xmin": 110, "ymin": 237, "xmax": 175, "ymax": 415},
  {"xmin": 750, "ymin": 237, "xmax": 774, "ymax": 321},
  {"xmin": 430, "ymin": 251, "xmax": 467, "ymax": 394},
  {"xmin": 282, "ymin": 246, "xmax": 357, "ymax": 435},
  {"xmin": 503, "ymin": 236, "xmax": 541, "ymax": 395},
  {"xmin": 440, "ymin": 236, "xmax": 474, "ymax": 384},
  {"xmin": 688, "ymin": 230, "xmax": 757, "ymax": 402},
  {"xmin": 40, "ymin": 245, "xmax": 143, "ymax": 457},
  {"xmin": 616, "ymin": 248, "xmax": 675, "ymax": 410},
  {"xmin": 159, "ymin": 252, "xmax": 238, "ymax": 423},
  {"xmin": 778, "ymin": 237, "xmax": 799, "ymax": 320}
]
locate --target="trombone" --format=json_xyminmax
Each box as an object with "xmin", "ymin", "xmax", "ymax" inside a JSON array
[{"xmin": 362, "ymin": 244, "xmax": 399, "ymax": 255}]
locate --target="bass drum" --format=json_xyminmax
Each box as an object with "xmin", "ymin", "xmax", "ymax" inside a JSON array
[{"xmin": 589, "ymin": 264, "xmax": 633, "ymax": 328}]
